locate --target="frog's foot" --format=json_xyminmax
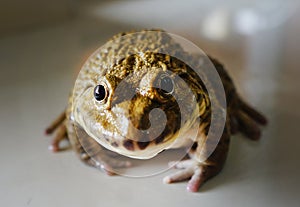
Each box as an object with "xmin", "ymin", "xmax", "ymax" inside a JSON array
[
  {"xmin": 48, "ymin": 124, "xmax": 68, "ymax": 152},
  {"xmin": 45, "ymin": 111, "xmax": 69, "ymax": 152},
  {"xmin": 164, "ymin": 160, "xmax": 220, "ymax": 192},
  {"xmin": 77, "ymin": 136, "xmax": 132, "ymax": 175},
  {"xmin": 45, "ymin": 111, "xmax": 66, "ymax": 135},
  {"xmin": 80, "ymin": 149, "xmax": 132, "ymax": 176},
  {"xmin": 232, "ymin": 99, "xmax": 268, "ymax": 140}
]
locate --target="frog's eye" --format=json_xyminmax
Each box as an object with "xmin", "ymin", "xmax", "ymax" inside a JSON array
[
  {"xmin": 159, "ymin": 75, "xmax": 174, "ymax": 94},
  {"xmin": 94, "ymin": 84, "xmax": 108, "ymax": 102}
]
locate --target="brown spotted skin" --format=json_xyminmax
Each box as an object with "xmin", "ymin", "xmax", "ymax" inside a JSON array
[{"xmin": 46, "ymin": 29, "xmax": 267, "ymax": 191}]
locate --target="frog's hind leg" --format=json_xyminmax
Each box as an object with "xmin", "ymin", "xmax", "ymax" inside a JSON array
[
  {"xmin": 239, "ymin": 99, "xmax": 268, "ymax": 126},
  {"xmin": 45, "ymin": 111, "xmax": 69, "ymax": 152},
  {"xmin": 234, "ymin": 99, "xmax": 268, "ymax": 140}
]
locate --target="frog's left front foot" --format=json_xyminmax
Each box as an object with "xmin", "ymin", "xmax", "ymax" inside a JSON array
[
  {"xmin": 164, "ymin": 125, "xmax": 230, "ymax": 192},
  {"xmin": 164, "ymin": 160, "xmax": 221, "ymax": 192}
]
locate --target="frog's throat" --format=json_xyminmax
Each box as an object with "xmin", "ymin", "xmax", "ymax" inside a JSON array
[
  {"xmin": 78, "ymin": 119, "xmax": 197, "ymax": 159},
  {"xmin": 73, "ymin": 106, "xmax": 199, "ymax": 160}
]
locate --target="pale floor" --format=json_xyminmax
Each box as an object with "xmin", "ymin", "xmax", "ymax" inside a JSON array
[{"xmin": 0, "ymin": 16, "xmax": 299, "ymax": 207}]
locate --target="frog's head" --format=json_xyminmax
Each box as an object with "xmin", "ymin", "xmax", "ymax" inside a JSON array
[
  {"xmin": 73, "ymin": 53, "xmax": 199, "ymax": 159},
  {"xmin": 73, "ymin": 51, "xmax": 202, "ymax": 159}
]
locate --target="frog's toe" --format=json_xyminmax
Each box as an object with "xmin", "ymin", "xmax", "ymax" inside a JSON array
[
  {"xmin": 164, "ymin": 167, "xmax": 195, "ymax": 183},
  {"xmin": 48, "ymin": 124, "xmax": 68, "ymax": 152},
  {"xmin": 85, "ymin": 152, "xmax": 132, "ymax": 175},
  {"xmin": 98, "ymin": 159, "xmax": 132, "ymax": 176},
  {"xmin": 45, "ymin": 111, "xmax": 66, "ymax": 135},
  {"xmin": 164, "ymin": 159, "xmax": 223, "ymax": 192},
  {"xmin": 45, "ymin": 111, "xmax": 69, "ymax": 152},
  {"xmin": 186, "ymin": 167, "xmax": 206, "ymax": 192},
  {"xmin": 164, "ymin": 160, "xmax": 208, "ymax": 192}
]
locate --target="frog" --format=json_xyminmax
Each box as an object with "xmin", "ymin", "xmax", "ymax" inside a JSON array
[{"xmin": 45, "ymin": 30, "xmax": 267, "ymax": 192}]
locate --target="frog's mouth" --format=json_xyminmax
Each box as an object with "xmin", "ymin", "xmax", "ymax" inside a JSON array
[{"xmin": 73, "ymin": 86, "xmax": 198, "ymax": 159}]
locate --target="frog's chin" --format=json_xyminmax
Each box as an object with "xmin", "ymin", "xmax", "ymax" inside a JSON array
[
  {"xmin": 74, "ymin": 110, "xmax": 196, "ymax": 159},
  {"xmin": 88, "ymin": 130, "xmax": 176, "ymax": 160},
  {"xmin": 74, "ymin": 116, "xmax": 169, "ymax": 159},
  {"xmin": 100, "ymin": 140, "xmax": 165, "ymax": 160},
  {"xmin": 74, "ymin": 105, "xmax": 181, "ymax": 159},
  {"xmin": 84, "ymin": 120, "xmax": 196, "ymax": 160}
]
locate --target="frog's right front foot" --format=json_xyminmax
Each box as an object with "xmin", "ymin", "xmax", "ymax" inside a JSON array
[{"xmin": 45, "ymin": 111, "xmax": 68, "ymax": 152}]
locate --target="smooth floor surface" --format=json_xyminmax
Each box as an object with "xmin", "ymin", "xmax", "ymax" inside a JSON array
[{"xmin": 0, "ymin": 16, "xmax": 299, "ymax": 207}]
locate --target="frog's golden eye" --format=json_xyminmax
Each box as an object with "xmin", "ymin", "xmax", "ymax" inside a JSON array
[
  {"xmin": 159, "ymin": 75, "xmax": 174, "ymax": 94},
  {"xmin": 94, "ymin": 84, "xmax": 108, "ymax": 102}
]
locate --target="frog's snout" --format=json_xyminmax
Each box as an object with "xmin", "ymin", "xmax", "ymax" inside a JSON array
[{"xmin": 124, "ymin": 93, "xmax": 181, "ymax": 144}]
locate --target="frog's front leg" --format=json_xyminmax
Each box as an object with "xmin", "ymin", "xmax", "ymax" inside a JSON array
[
  {"xmin": 45, "ymin": 111, "xmax": 68, "ymax": 152},
  {"xmin": 45, "ymin": 111, "xmax": 131, "ymax": 175},
  {"xmin": 74, "ymin": 133, "xmax": 132, "ymax": 175},
  {"xmin": 164, "ymin": 124, "xmax": 230, "ymax": 192}
]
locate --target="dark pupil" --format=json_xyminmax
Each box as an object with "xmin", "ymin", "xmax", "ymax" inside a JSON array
[
  {"xmin": 94, "ymin": 85, "xmax": 106, "ymax": 101},
  {"xmin": 161, "ymin": 77, "xmax": 173, "ymax": 93}
]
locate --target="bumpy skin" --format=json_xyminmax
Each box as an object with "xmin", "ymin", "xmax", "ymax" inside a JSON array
[{"xmin": 45, "ymin": 30, "xmax": 267, "ymax": 192}]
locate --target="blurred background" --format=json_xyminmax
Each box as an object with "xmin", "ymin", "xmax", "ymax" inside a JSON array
[{"xmin": 0, "ymin": 0, "xmax": 300, "ymax": 207}]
